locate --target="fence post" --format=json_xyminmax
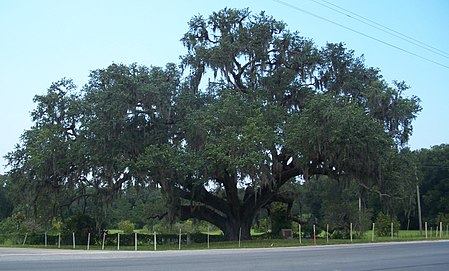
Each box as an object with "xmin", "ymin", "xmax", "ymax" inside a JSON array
[
  {"xmin": 178, "ymin": 228, "xmax": 181, "ymax": 250},
  {"xmin": 22, "ymin": 233, "xmax": 28, "ymax": 245},
  {"xmin": 238, "ymin": 227, "xmax": 242, "ymax": 248},
  {"xmin": 135, "ymin": 232, "xmax": 138, "ymax": 251},
  {"xmin": 153, "ymin": 231, "xmax": 157, "ymax": 251},
  {"xmin": 117, "ymin": 233, "xmax": 120, "ymax": 251},
  {"xmin": 371, "ymin": 223, "xmax": 375, "ymax": 242},
  {"xmin": 350, "ymin": 223, "xmax": 353, "ymax": 242},
  {"xmin": 102, "ymin": 232, "xmax": 106, "ymax": 250},
  {"xmin": 425, "ymin": 222, "xmax": 428, "ymax": 239},
  {"xmin": 207, "ymin": 226, "xmax": 210, "ymax": 249},
  {"xmin": 299, "ymin": 224, "xmax": 302, "ymax": 244},
  {"xmin": 391, "ymin": 222, "xmax": 394, "ymax": 240},
  {"xmin": 72, "ymin": 232, "xmax": 76, "ymax": 249},
  {"xmin": 87, "ymin": 233, "xmax": 91, "ymax": 250}
]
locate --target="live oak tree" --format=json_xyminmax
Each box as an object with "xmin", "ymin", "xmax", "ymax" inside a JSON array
[
  {"xmin": 149, "ymin": 8, "xmax": 420, "ymax": 240},
  {"xmin": 77, "ymin": 63, "xmax": 180, "ymax": 195},
  {"xmin": 67, "ymin": 63, "xmax": 181, "ymax": 231},
  {"xmin": 5, "ymin": 63, "xmax": 181, "ymax": 232},
  {"xmin": 4, "ymin": 79, "xmax": 82, "ymax": 229},
  {"xmin": 5, "ymin": 8, "xmax": 421, "ymax": 240}
]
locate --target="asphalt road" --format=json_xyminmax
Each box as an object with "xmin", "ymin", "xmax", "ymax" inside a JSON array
[{"xmin": 1, "ymin": 241, "xmax": 448, "ymax": 271}]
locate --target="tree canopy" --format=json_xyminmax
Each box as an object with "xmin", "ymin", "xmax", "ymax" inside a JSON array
[{"xmin": 3, "ymin": 8, "xmax": 423, "ymax": 240}]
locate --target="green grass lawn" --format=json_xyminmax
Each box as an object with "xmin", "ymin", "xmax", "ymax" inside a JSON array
[
  {"xmin": 199, "ymin": 229, "xmax": 266, "ymax": 236},
  {"xmin": 1, "ymin": 229, "xmax": 447, "ymax": 251}
]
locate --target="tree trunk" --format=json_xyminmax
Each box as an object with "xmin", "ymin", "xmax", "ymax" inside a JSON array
[
  {"xmin": 179, "ymin": 201, "xmax": 256, "ymax": 241},
  {"xmin": 223, "ymin": 218, "xmax": 252, "ymax": 241},
  {"xmin": 176, "ymin": 159, "xmax": 302, "ymax": 241}
]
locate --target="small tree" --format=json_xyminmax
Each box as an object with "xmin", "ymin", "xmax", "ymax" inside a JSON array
[{"xmin": 375, "ymin": 212, "xmax": 400, "ymax": 237}]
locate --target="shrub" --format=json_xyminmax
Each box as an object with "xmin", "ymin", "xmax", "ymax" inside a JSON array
[
  {"xmin": 63, "ymin": 214, "xmax": 96, "ymax": 236},
  {"xmin": 375, "ymin": 212, "xmax": 400, "ymax": 237},
  {"xmin": 118, "ymin": 220, "xmax": 135, "ymax": 234},
  {"xmin": 270, "ymin": 203, "xmax": 291, "ymax": 237},
  {"xmin": 0, "ymin": 216, "xmax": 18, "ymax": 234}
]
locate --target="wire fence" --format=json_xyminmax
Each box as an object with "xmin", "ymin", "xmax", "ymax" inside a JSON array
[
  {"xmin": 0, "ymin": 231, "xmax": 226, "ymax": 250},
  {"xmin": 1, "ymin": 222, "xmax": 448, "ymax": 250}
]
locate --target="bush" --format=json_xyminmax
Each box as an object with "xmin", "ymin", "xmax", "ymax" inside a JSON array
[
  {"xmin": 330, "ymin": 230, "xmax": 350, "ymax": 239},
  {"xmin": 375, "ymin": 212, "xmax": 400, "ymax": 237},
  {"xmin": 0, "ymin": 216, "xmax": 18, "ymax": 234},
  {"xmin": 300, "ymin": 224, "xmax": 321, "ymax": 238},
  {"xmin": 0, "ymin": 212, "xmax": 28, "ymax": 233},
  {"xmin": 436, "ymin": 213, "xmax": 449, "ymax": 225},
  {"xmin": 270, "ymin": 203, "xmax": 291, "ymax": 237},
  {"xmin": 63, "ymin": 214, "xmax": 96, "ymax": 236},
  {"xmin": 118, "ymin": 220, "xmax": 135, "ymax": 234}
]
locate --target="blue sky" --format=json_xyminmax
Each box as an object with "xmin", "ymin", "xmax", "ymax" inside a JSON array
[{"xmin": 1, "ymin": 0, "xmax": 448, "ymax": 174}]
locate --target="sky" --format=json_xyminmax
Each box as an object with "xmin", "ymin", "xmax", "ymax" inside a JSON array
[{"xmin": 1, "ymin": 0, "xmax": 448, "ymax": 174}]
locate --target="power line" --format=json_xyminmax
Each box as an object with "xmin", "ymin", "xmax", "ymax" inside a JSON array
[
  {"xmin": 272, "ymin": 0, "xmax": 449, "ymax": 70},
  {"xmin": 311, "ymin": 0, "xmax": 449, "ymax": 60}
]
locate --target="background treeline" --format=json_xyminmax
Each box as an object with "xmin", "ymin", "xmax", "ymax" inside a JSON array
[
  {"xmin": 1, "ymin": 144, "xmax": 448, "ymax": 239},
  {"xmin": 0, "ymin": 8, "xmax": 447, "ymax": 241}
]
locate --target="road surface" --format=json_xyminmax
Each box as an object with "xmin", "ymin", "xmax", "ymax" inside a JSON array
[{"xmin": 1, "ymin": 241, "xmax": 448, "ymax": 271}]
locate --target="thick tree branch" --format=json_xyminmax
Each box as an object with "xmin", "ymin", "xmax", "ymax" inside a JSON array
[
  {"xmin": 221, "ymin": 170, "xmax": 241, "ymax": 219},
  {"xmin": 175, "ymin": 185, "xmax": 231, "ymax": 217},
  {"xmin": 179, "ymin": 205, "xmax": 227, "ymax": 230}
]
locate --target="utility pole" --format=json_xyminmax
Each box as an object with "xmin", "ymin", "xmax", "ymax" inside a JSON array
[
  {"xmin": 416, "ymin": 166, "xmax": 423, "ymax": 237},
  {"xmin": 417, "ymin": 184, "xmax": 423, "ymax": 237}
]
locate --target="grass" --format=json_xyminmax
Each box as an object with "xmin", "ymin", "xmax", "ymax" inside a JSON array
[
  {"xmin": 1, "ymin": 230, "xmax": 448, "ymax": 251},
  {"xmin": 199, "ymin": 229, "xmax": 266, "ymax": 236}
]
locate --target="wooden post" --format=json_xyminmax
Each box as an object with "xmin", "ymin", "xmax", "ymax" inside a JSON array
[
  {"xmin": 178, "ymin": 228, "xmax": 181, "ymax": 250},
  {"xmin": 135, "ymin": 232, "xmax": 138, "ymax": 251},
  {"xmin": 22, "ymin": 233, "xmax": 28, "ymax": 245},
  {"xmin": 238, "ymin": 227, "xmax": 242, "ymax": 248},
  {"xmin": 102, "ymin": 232, "xmax": 106, "ymax": 250},
  {"xmin": 391, "ymin": 222, "xmax": 394, "ymax": 240},
  {"xmin": 350, "ymin": 223, "xmax": 353, "ymax": 242},
  {"xmin": 440, "ymin": 222, "xmax": 443, "ymax": 238},
  {"xmin": 207, "ymin": 226, "xmax": 210, "ymax": 249},
  {"xmin": 117, "ymin": 233, "xmax": 120, "ymax": 251},
  {"xmin": 153, "ymin": 231, "xmax": 157, "ymax": 251},
  {"xmin": 425, "ymin": 222, "xmax": 428, "ymax": 239}
]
